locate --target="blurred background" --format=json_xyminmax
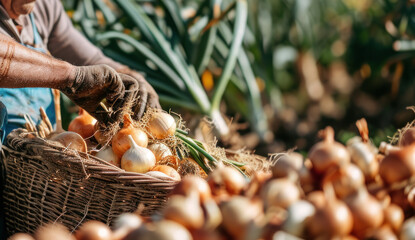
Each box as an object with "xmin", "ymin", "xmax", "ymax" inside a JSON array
[{"xmin": 61, "ymin": 0, "xmax": 415, "ymax": 156}]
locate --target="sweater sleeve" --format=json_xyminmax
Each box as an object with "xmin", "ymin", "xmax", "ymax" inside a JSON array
[{"xmin": 43, "ymin": 0, "xmax": 123, "ymax": 69}]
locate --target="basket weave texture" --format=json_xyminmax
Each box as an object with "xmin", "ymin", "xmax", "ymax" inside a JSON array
[{"xmin": 0, "ymin": 129, "xmax": 178, "ymax": 236}]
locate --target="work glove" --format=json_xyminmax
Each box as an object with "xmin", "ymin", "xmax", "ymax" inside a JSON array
[
  {"xmin": 60, "ymin": 64, "xmax": 139, "ymax": 124},
  {"xmin": 117, "ymin": 66, "xmax": 161, "ymax": 120}
]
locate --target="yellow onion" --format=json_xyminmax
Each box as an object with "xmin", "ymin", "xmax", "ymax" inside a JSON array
[
  {"xmin": 68, "ymin": 108, "xmax": 97, "ymax": 139},
  {"xmin": 347, "ymin": 130, "xmax": 379, "ymax": 181},
  {"xmin": 50, "ymin": 131, "xmax": 87, "ymax": 153},
  {"xmin": 163, "ymin": 192, "xmax": 204, "ymax": 230},
  {"xmin": 207, "ymin": 166, "xmax": 247, "ymax": 198},
  {"xmin": 306, "ymin": 188, "xmax": 353, "ymax": 238},
  {"xmin": 379, "ymin": 143, "xmax": 415, "ymax": 185},
  {"xmin": 8, "ymin": 233, "xmax": 35, "ymax": 240},
  {"xmin": 124, "ymin": 220, "xmax": 192, "ymax": 240},
  {"xmin": 322, "ymin": 164, "xmax": 364, "ymax": 199},
  {"xmin": 95, "ymin": 146, "xmax": 119, "ymax": 167},
  {"xmin": 344, "ymin": 188, "xmax": 384, "ymax": 238},
  {"xmin": 399, "ymin": 127, "xmax": 415, "ymax": 147},
  {"xmin": 75, "ymin": 220, "xmax": 112, "ymax": 240},
  {"xmin": 112, "ymin": 213, "xmax": 142, "ymax": 240},
  {"xmin": 146, "ymin": 112, "xmax": 176, "ymax": 139},
  {"xmin": 34, "ymin": 223, "xmax": 74, "ymax": 240},
  {"xmin": 308, "ymin": 126, "xmax": 350, "ymax": 175},
  {"xmin": 271, "ymin": 152, "xmax": 303, "ymax": 179},
  {"xmin": 170, "ymin": 175, "xmax": 212, "ymax": 203},
  {"xmin": 112, "ymin": 114, "xmax": 148, "ymax": 159},
  {"xmin": 366, "ymin": 225, "xmax": 398, "ymax": 240},
  {"xmin": 261, "ymin": 178, "xmax": 301, "ymax": 210},
  {"xmin": 384, "ymin": 203, "xmax": 404, "ymax": 233},
  {"xmin": 147, "ymin": 143, "xmax": 173, "ymax": 163},
  {"xmin": 151, "ymin": 165, "xmax": 181, "ymax": 181},
  {"xmin": 282, "ymin": 200, "xmax": 316, "ymax": 237},
  {"xmin": 400, "ymin": 217, "xmax": 415, "ymax": 240},
  {"xmin": 220, "ymin": 196, "xmax": 263, "ymax": 239},
  {"xmin": 121, "ymin": 135, "xmax": 155, "ymax": 173}
]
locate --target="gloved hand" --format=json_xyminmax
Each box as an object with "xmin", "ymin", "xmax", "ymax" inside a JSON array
[
  {"xmin": 60, "ymin": 64, "xmax": 139, "ymax": 124},
  {"xmin": 117, "ymin": 66, "xmax": 161, "ymax": 120}
]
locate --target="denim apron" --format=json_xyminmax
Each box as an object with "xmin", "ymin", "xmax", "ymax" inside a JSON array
[
  {"xmin": 0, "ymin": 14, "xmax": 56, "ymax": 238},
  {"xmin": 0, "ymin": 13, "xmax": 56, "ymax": 141}
]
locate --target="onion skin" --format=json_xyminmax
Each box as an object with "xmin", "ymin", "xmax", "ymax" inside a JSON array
[
  {"xmin": 379, "ymin": 144, "xmax": 415, "ymax": 185},
  {"xmin": 163, "ymin": 193, "xmax": 204, "ymax": 230},
  {"xmin": 271, "ymin": 152, "xmax": 303, "ymax": 179},
  {"xmin": 35, "ymin": 224, "xmax": 75, "ymax": 240},
  {"xmin": 400, "ymin": 217, "xmax": 415, "ymax": 240},
  {"xmin": 68, "ymin": 108, "xmax": 97, "ymax": 139},
  {"xmin": 112, "ymin": 114, "xmax": 148, "ymax": 159},
  {"xmin": 147, "ymin": 112, "xmax": 176, "ymax": 139},
  {"xmin": 308, "ymin": 126, "xmax": 350, "ymax": 175}
]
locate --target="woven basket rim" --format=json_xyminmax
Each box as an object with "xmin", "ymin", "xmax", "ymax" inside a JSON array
[{"xmin": 3, "ymin": 128, "xmax": 179, "ymax": 184}]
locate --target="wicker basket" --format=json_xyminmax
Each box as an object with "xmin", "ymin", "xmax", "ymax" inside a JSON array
[{"xmin": 0, "ymin": 129, "xmax": 178, "ymax": 236}]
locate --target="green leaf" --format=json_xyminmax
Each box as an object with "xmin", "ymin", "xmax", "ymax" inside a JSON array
[
  {"xmin": 192, "ymin": 0, "xmax": 222, "ymax": 75},
  {"xmin": 211, "ymin": 0, "xmax": 248, "ymax": 111},
  {"xmin": 95, "ymin": 31, "xmax": 186, "ymax": 90}
]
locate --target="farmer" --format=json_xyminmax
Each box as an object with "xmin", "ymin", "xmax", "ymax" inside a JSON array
[{"xmin": 0, "ymin": 0, "xmax": 160, "ymax": 238}]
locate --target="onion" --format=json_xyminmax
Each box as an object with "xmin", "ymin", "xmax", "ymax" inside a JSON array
[
  {"xmin": 68, "ymin": 108, "xmax": 97, "ymax": 139},
  {"xmin": 146, "ymin": 112, "xmax": 176, "ymax": 139},
  {"xmin": 35, "ymin": 223, "xmax": 74, "ymax": 240},
  {"xmin": 308, "ymin": 126, "xmax": 350, "ymax": 175},
  {"xmin": 282, "ymin": 200, "xmax": 316, "ymax": 237},
  {"xmin": 261, "ymin": 178, "xmax": 301, "ymax": 210},
  {"xmin": 271, "ymin": 152, "xmax": 303, "ymax": 179},
  {"xmin": 220, "ymin": 196, "xmax": 263, "ymax": 239},
  {"xmin": 8, "ymin": 233, "xmax": 35, "ymax": 240},
  {"xmin": 151, "ymin": 165, "xmax": 181, "ymax": 181},
  {"xmin": 207, "ymin": 166, "xmax": 247, "ymax": 198},
  {"xmin": 202, "ymin": 198, "xmax": 223, "ymax": 231},
  {"xmin": 384, "ymin": 203, "xmax": 404, "ymax": 233},
  {"xmin": 124, "ymin": 221, "xmax": 192, "ymax": 240},
  {"xmin": 93, "ymin": 122, "xmax": 109, "ymax": 145},
  {"xmin": 344, "ymin": 188, "xmax": 384, "ymax": 238},
  {"xmin": 163, "ymin": 192, "xmax": 204, "ymax": 230},
  {"xmin": 147, "ymin": 143, "xmax": 173, "ymax": 163},
  {"xmin": 112, "ymin": 114, "xmax": 148, "ymax": 159},
  {"xmin": 400, "ymin": 217, "xmax": 415, "ymax": 240},
  {"xmin": 322, "ymin": 164, "xmax": 364, "ymax": 199},
  {"xmin": 306, "ymin": 189, "xmax": 353, "ymax": 238},
  {"xmin": 121, "ymin": 135, "xmax": 155, "ymax": 173},
  {"xmin": 112, "ymin": 213, "xmax": 142, "ymax": 240},
  {"xmin": 399, "ymin": 127, "xmax": 415, "ymax": 147},
  {"xmin": 170, "ymin": 175, "xmax": 212, "ymax": 203},
  {"xmin": 379, "ymin": 143, "xmax": 415, "ymax": 185},
  {"xmin": 48, "ymin": 89, "xmax": 87, "ymax": 153},
  {"xmin": 347, "ymin": 128, "xmax": 379, "ymax": 180},
  {"xmin": 95, "ymin": 146, "xmax": 119, "ymax": 166},
  {"xmin": 50, "ymin": 132, "xmax": 87, "ymax": 153},
  {"xmin": 74, "ymin": 220, "xmax": 112, "ymax": 240},
  {"xmin": 366, "ymin": 225, "xmax": 398, "ymax": 240}
]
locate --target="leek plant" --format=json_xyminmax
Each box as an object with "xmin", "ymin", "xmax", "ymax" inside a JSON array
[{"xmin": 70, "ymin": 0, "xmax": 271, "ymax": 142}]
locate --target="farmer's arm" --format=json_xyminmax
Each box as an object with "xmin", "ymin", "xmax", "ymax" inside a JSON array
[
  {"xmin": 0, "ymin": 33, "xmax": 74, "ymax": 88},
  {"xmin": 0, "ymin": 33, "xmax": 141, "ymax": 123}
]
